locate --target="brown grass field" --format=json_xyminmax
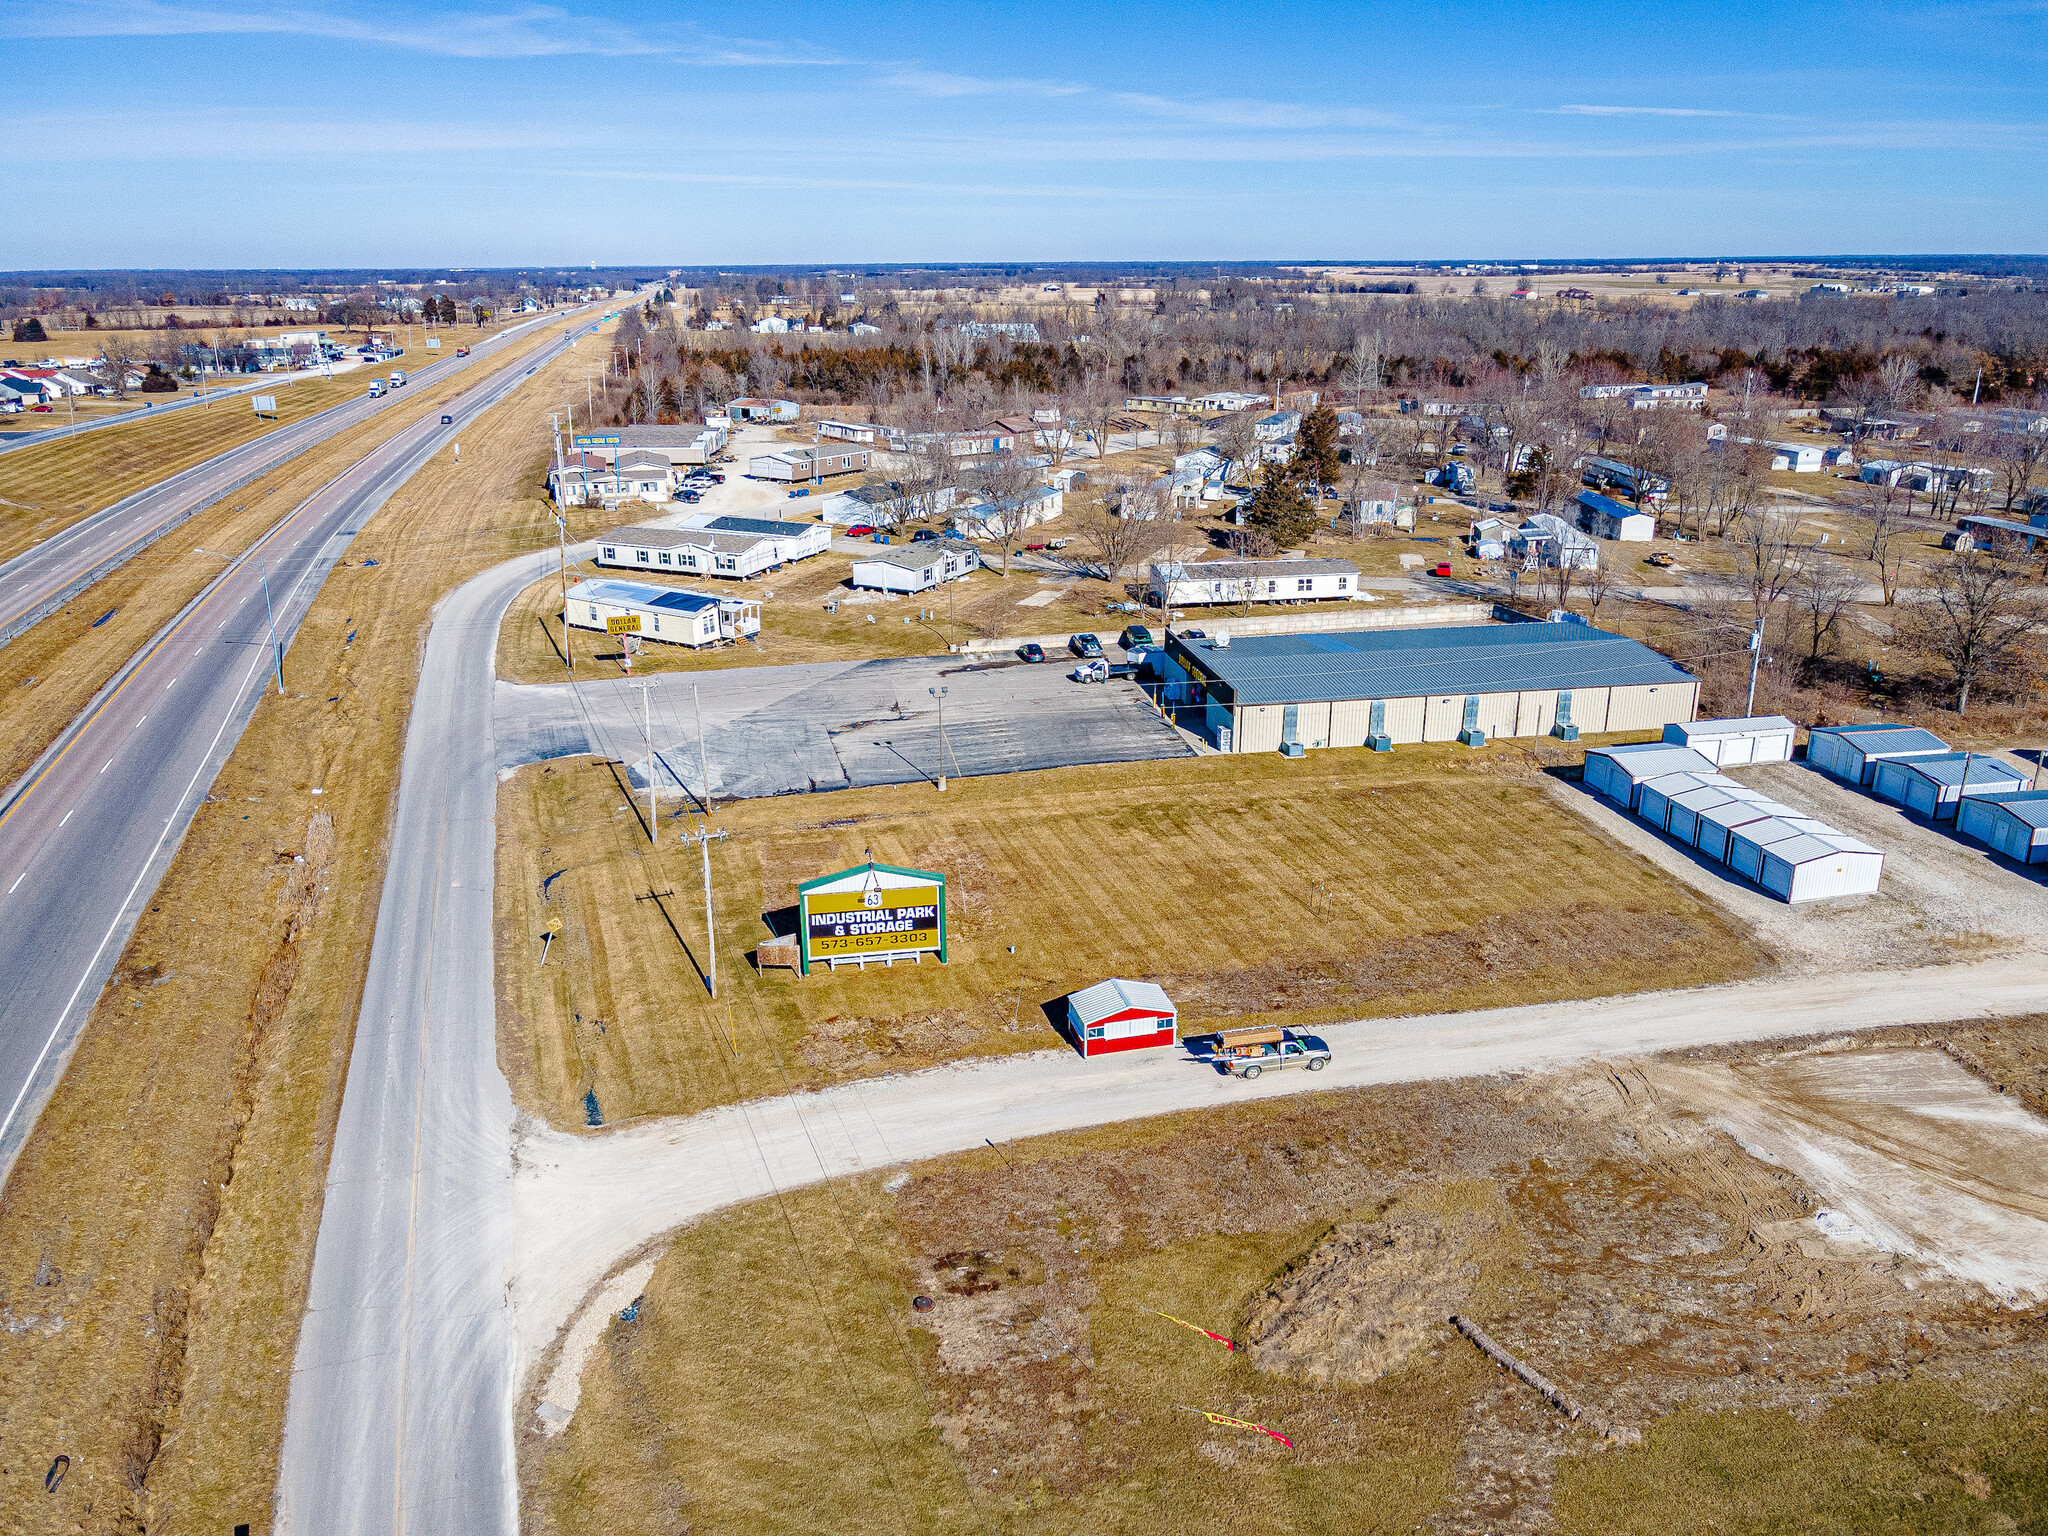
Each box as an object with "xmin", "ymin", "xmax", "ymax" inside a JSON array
[
  {"xmin": 0, "ymin": 320, "xmax": 510, "ymax": 563},
  {"xmin": 495, "ymin": 744, "xmax": 1772, "ymax": 1134},
  {"xmin": 525, "ymin": 1019, "xmax": 2048, "ymax": 1536},
  {"xmin": 0, "ymin": 320, "xmax": 623, "ymax": 1533}
]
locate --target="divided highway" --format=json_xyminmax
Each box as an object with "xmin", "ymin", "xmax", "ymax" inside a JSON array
[
  {"xmin": 0, "ymin": 308, "xmax": 573, "ymax": 649},
  {"xmin": 0, "ymin": 309, "xmax": 602, "ymax": 1183}
]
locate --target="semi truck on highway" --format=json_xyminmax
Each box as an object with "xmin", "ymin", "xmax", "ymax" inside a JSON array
[
  {"xmin": 389, "ymin": 370, "xmax": 407, "ymax": 387},
  {"xmin": 366, "ymin": 380, "xmax": 384, "ymax": 397}
]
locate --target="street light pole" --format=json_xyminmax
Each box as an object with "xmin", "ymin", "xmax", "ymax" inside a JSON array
[
  {"xmin": 929, "ymin": 685, "xmax": 951, "ymax": 791},
  {"xmin": 1744, "ymin": 620, "xmax": 1763, "ymax": 717},
  {"xmin": 260, "ymin": 553, "xmax": 284, "ymax": 694}
]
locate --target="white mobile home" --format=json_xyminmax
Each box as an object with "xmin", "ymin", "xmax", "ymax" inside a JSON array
[
  {"xmin": 1870, "ymin": 753, "xmax": 2027, "ymax": 820},
  {"xmin": 676, "ymin": 513, "xmax": 831, "ymax": 563},
  {"xmin": 1806, "ymin": 723, "xmax": 1949, "ymax": 785},
  {"xmin": 1661, "ymin": 715, "xmax": 1796, "ymax": 766},
  {"xmin": 1147, "ymin": 557, "xmax": 1360, "ymax": 608},
  {"xmin": 848, "ymin": 538, "xmax": 981, "ymax": 593},
  {"xmin": 563, "ymin": 578, "xmax": 759, "ymax": 647},
  {"xmin": 594, "ymin": 520, "xmax": 824, "ymax": 580},
  {"xmin": 1957, "ymin": 791, "xmax": 2048, "ymax": 864},
  {"xmin": 749, "ymin": 445, "xmax": 872, "ymax": 482},
  {"xmin": 816, "ymin": 419, "xmax": 883, "ymax": 444}
]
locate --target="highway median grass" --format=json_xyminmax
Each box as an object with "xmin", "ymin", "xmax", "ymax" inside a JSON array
[
  {"xmin": 494, "ymin": 743, "xmax": 1773, "ymax": 1134},
  {"xmin": 0, "ymin": 320, "xmax": 621, "ymax": 1532}
]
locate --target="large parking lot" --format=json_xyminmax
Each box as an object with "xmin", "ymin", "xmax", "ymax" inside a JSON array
[{"xmin": 493, "ymin": 651, "xmax": 1193, "ymax": 800}]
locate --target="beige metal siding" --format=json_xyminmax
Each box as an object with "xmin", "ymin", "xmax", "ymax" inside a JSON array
[
  {"xmin": 1422, "ymin": 694, "xmax": 1464, "ymax": 742},
  {"xmin": 1515, "ymin": 690, "xmax": 1555, "ymax": 738},
  {"xmin": 1475, "ymin": 691, "xmax": 1520, "ymax": 738},
  {"xmin": 1574, "ymin": 687, "xmax": 1612, "ymax": 733},
  {"xmin": 1237, "ymin": 704, "xmax": 1283, "ymax": 754},
  {"xmin": 1384, "ymin": 696, "xmax": 1427, "ymax": 743},
  {"xmin": 1329, "ymin": 698, "xmax": 1372, "ymax": 749},
  {"xmin": 1297, "ymin": 700, "xmax": 1333, "ymax": 748},
  {"xmin": 1605, "ymin": 682, "xmax": 1692, "ymax": 734}
]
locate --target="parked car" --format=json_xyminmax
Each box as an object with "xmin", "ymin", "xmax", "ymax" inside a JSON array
[
  {"xmin": 1070, "ymin": 657, "xmax": 1110, "ymax": 683},
  {"xmin": 1431, "ymin": 562, "xmax": 1453, "ymax": 577},
  {"xmin": 1201, "ymin": 1026, "xmax": 1331, "ymax": 1080},
  {"xmin": 1645, "ymin": 551, "xmax": 1676, "ymax": 568},
  {"xmin": 1069, "ymin": 633, "xmax": 1103, "ymax": 658},
  {"xmin": 679, "ymin": 488, "xmax": 702, "ymax": 503},
  {"xmin": 912, "ymin": 529, "xmax": 938, "ymax": 541},
  {"xmin": 1119, "ymin": 624, "xmax": 1155, "ymax": 651},
  {"xmin": 845, "ymin": 524, "xmax": 877, "ymax": 538},
  {"xmin": 1018, "ymin": 642, "xmax": 1046, "ymax": 663}
]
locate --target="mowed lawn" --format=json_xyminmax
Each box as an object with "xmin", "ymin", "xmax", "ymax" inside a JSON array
[{"xmin": 495, "ymin": 747, "xmax": 1772, "ymax": 1131}]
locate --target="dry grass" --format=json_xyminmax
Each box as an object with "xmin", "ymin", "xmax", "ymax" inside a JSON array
[
  {"xmin": 527, "ymin": 1020, "xmax": 2048, "ymax": 1535},
  {"xmin": 494, "ymin": 546, "xmax": 1129, "ymax": 683},
  {"xmin": 494, "ymin": 745, "xmax": 1772, "ymax": 1133},
  {"xmin": 0, "ymin": 321, "xmax": 503, "ymax": 561},
  {"xmin": 0, "ymin": 319, "xmax": 624, "ymax": 1533}
]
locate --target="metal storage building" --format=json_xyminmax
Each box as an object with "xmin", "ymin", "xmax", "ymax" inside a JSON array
[
  {"xmin": 1066, "ymin": 978, "xmax": 1177, "ymax": 1058},
  {"xmin": 1757, "ymin": 829, "xmax": 1885, "ymax": 903},
  {"xmin": 1664, "ymin": 782, "xmax": 1767, "ymax": 847},
  {"xmin": 1957, "ymin": 791, "xmax": 2048, "ymax": 864},
  {"xmin": 1727, "ymin": 815, "xmax": 1827, "ymax": 882},
  {"xmin": 1637, "ymin": 770, "xmax": 1734, "ymax": 831},
  {"xmin": 1584, "ymin": 743, "xmax": 1718, "ymax": 809},
  {"xmin": 1871, "ymin": 753, "xmax": 2028, "ymax": 820},
  {"xmin": 1662, "ymin": 715, "xmax": 1796, "ymax": 766},
  {"xmin": 1167, "ymin": 621, "xmax": 1699, "ymax": 757},
  {"xmin": 1693, "ymin": 796, "xmax": 1801, "ymax": 863},
  {"xmin": 1807, "ymin": 723, "xmax": 1949, "ymax": 785}
]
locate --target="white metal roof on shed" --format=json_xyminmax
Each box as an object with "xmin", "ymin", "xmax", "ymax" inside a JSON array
[
  {"xmin": 1665, "ymin": 715, "xmax": 1796, "ymax": 741},
  {"xmin": 1589, "ymin": 744, "xmax": 1718, "ymax": 782},
  {"xmin": 1067, "ymin": 978, "xmax": 1175, "ymax": 1028},
  {"xmin": 1965, "ymin": 791, "xmax": 2048, "ymax": 830}
]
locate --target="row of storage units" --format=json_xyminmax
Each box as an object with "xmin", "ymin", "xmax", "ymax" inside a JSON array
[
  {"xmin": 1588, "ymin": 740, "xmax": 1884, "ymax": 903},
  {"xmin": 1812, "ymin": 720, "xmax": 2047, "ymax": 863}
]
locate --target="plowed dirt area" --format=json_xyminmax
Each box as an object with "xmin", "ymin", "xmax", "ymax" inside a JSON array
[{"xmin": 525, "ymin": 1020, "xmax": 2048, "ymax": 1536}]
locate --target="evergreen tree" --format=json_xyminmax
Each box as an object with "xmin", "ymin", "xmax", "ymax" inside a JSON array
[
  {"xmin": 12, "ymin": 317, "xmax": 48, "ymax": 342},
  {"xmin": 1295, "ymin": 401, "xmax": 1341, "ymax": 488},
  {"xmin": 1245, "ymin": 460, "xmax": 1319, "ymax": 548}
]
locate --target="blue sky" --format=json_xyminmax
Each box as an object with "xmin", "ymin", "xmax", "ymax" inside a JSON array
[{"xmin": 3, "ymin": 0, "xmax": 2043, "ymax": 267}]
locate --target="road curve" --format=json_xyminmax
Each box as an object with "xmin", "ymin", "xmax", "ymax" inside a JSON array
[
  {"xmin": 0, "ymin": 308, "xmax": 577, "ymax": 650},
  {"xmin": 280, "ymin": 529, "xmax": 2048, "ymax": 1529},
  {"xmin": 0, "ymin": 317, "xmax": 603, "ymax": 1187},
  {"xmin": 277, "ymin": 541, "xmax": 593, "ymax": 1535}
]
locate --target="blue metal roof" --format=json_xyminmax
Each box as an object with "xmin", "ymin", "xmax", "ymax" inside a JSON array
[
  {"xmin": 1967, "ymin": 790, "xmax": 2048, "ymax": 829},
  {"xmin": 1178, "ymin": 620, "xmax": 1694, "ymax": 706},
  {"xmin": 1884, "ymin": 752, "xmax": 2027, "ymax": 790},
  {"xmin": 1815, "ymin": 724, "xmax": 1949, "ymax": 758},
  {"xmin": 573, "ymin": 579, "xmax": 717, "ymax": 614}
]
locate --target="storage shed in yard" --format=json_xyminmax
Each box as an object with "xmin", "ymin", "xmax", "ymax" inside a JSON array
[
  {"xmin": 849, "ymin": 538, "xmax": 981, "ymax": 593},
  {"xmin": 1662, "ymin": 715, "xmax": 1796, "ymax": 766},
  {"xmin": 564, "ymin": 578, "xmax": 760, "ymax": 646},
  {"xmin": 1167, "ymin": 620, "xmax": 1698, "ymax": 756},
  {"xmin": 1066, "ymin": 978, "xmax": 1177, "ymax": 1057},
  {"xmin": 1756, "ymin": 828, "xmax": 1885, "ymax": 903},
  {"xmin": 1584, "ymin": 743, "xmax": 1718, "ymax": 809},
  {"xmin": 1576, "ymin": 490, "xmax": 1656, "ymax": 541},
  {"xmin": 1957, "ymin": 791, "xmax": 2048, "ymax": 864},
  {"xmin": 1807, "ymin": 723, "xmax": 1949, "ymax": 785},
  {"xmin": 1871, "ymin": 753, "xmax": 2028, "ymax": 820}
]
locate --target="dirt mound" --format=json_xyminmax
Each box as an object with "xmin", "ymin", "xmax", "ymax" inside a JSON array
[{"xmin": 1246, "ymin": 1187, "xmax": 1508, "ymax": 1385}]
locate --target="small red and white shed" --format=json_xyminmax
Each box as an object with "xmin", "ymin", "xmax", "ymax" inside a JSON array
[{"xmin": 1067, "ymin": 978, "xmax": 1177, "ymax": 1057}]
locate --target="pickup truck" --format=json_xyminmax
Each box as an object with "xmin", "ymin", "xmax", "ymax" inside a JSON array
[{"xmin": 1201, "ymin": 1026, "xmax": 1331, "ymax": 1079}]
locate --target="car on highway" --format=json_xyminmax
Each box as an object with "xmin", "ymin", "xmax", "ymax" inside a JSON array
[
  {"xmin": 1018, "ymin": 642, "xmax": 1046, "ymax": 663},
  {"xmin": 1069, "ymin": 633, "xmax": 1103, "ymax": 658},
  {"xmin": 1119, "ymin": 624, "xmax": 1155, "ymax": 651},
  {"xmin": 456, "ymin": 346, "xmax": 470, "ymax": 356},
  {"xmin": 1200, "ymin": 1026, "xmax": 1331, "ymax": 1079},
  {"xmin": 441, "ymin": 414, "xmax": 454, "ymax": 424}
]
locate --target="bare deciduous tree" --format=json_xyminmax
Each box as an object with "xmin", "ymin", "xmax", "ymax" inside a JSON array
[
  {"xmin": 1792, "ymin": 551, "xmax": 1863, "ymax": 666},
  {"xmin": 1731, "ymin": 507, "xmax": 1808, "ymax": 630},
  {"xmin": 1909, "ymin": 542, "xmax": 2044, "ymax": 714},
  {"xmin": 1212, "ymin": 411, "xmax": 1261, "ymax": 485},
  {"xmin": 961, "ymin": 450, "xmax": 1041, "ymax": 577},
  {"xmin": 1072, "ymin": 372, "xmax": 1120, "ymax": 464}
]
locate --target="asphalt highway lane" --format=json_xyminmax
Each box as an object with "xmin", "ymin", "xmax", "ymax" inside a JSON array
[
  {"xmin": 0, "ymin": 310, "xmax": 571, "ymax": 650},
  {"xmin": 0, "ymin": 309, "xmax": 603, "ymax": 1185}
]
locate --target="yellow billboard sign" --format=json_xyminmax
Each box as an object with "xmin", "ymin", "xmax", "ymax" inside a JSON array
[
  {"xmin": 795, "ymin": 861, "xmax": 947, "ymax": 973},
  {"xmin": 605, "ymin": 614, "xmax": 642, "ymax": 634}
]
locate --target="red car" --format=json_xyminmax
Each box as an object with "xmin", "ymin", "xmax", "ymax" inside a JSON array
[
  {"xmin": 30, "ymin": 404, "xmax": 52, "ymax": 412},
  {"xmin": 846, "ymin": 524, "xmax": 877, "ymax": 538},
  {"xmin": 1432, "ymin": 562, "xmax": 1453, "ymax": 577}
]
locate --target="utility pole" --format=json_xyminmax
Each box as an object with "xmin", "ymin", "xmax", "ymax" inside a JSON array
[
  {"xmin": 555, "ymin": 513, "xmax": 573, "ymax": 677},
  {"xmin": 929, "ymin": 684, "xmax": 953, "ymax": 790},
  {"xmin": 260, "ymin": 553, "xmax": 284, "ymax": 694},
  {"xmin": 1744, "ymin": 620, "xmax": 1763, "ymax": 717},
  {"xmin": 694, "ymin": 683, "xmax": 712, "ymax": 818},
  {"xmin": 637, "ymin": 681, "xmax": 657, "ymax": 845},
  {"xmin": 679, "ymin": 819, "xmax": 728, "ymax": 998}
]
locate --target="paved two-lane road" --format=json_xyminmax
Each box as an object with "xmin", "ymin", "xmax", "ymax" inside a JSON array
[{"xmin": 0, "ymin": 309, "xmax": 604, "ymax": 1184}]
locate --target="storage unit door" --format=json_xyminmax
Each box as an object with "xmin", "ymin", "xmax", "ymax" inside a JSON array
[
  {"xmin": 1669, "ymin": 806, "xmax": 1699, "ymax": 845},
  {"xmin": 1756, "ymin": 730, "xmax": 1793, "ymax": 763},
  {"xmin": 1717, "ymin": 736, "xmax": 1754, "ymax": 767},
  {"xmin": 1696, "ymin": 824, "xmax": 1731, "ymax": 863},
  {"xmin": 1905, "ymin": 778, "xmax": 1937, "ymax": 818},
  {"xmin": 1808, "ymin": 733, "xmax": 1841, "ymax": 777},
  {"xmin": 1872, "ymin": 765, "xmax": 1905, "ymax": 805},
  {"xmin": 1760, "ymin": 852, "xmax": 1796, "ymax": 900},
  {"xmin": 1585, "ymin": 754, "xmax": 1624, "ymax": 804},
  {"xmin": 1728, "ymin": 833, "xmax": 1769, "ymax": 882}
]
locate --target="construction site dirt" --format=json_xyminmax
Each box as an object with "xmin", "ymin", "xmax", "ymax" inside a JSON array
[{"xmin": 526, "ymin": 1018, "xmax": 2048, "ymax": 1535}]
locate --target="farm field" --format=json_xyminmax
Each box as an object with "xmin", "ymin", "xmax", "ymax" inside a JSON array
[
  {"xmin": 494, "ymin": 743, "xmax": 1772, "ymax": 1134},
  {"xmin": 0, "ymin": 322, "xmax": 622, "ymax": 1533},
  {"xmin": 523, "ymin": 1018, "xmax": 2048, "ymax": 1536}
]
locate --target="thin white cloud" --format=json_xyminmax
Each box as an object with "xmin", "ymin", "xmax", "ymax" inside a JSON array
[
  {"xmin": 1555, "ymin": 104, "xmax": 1755, "ymax": 118},
  {"xmin": 3, "ymin": 0, "xmax": 842, "ymax": 63},
  {"xmin": 879, "ymin": 66, "xmax": 1089, "ymax": 98},
  {"xmin": 1108, "ymin": 91, "xmax": 1408, "ymax": 131}
]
